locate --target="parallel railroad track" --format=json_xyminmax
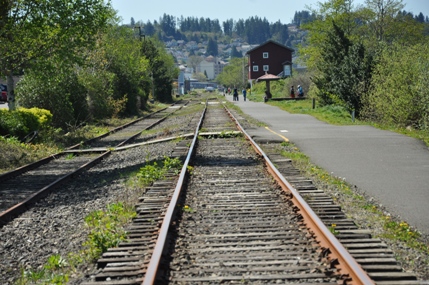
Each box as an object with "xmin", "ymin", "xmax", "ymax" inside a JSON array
[
  {"xmin": 0, "ymin": 100, "xmax": 197, "ymax": 226},
  {"xmin": 1, "ymin": 97, "xmax": 423, "ymax": 284},
  {"xmin": 82, "ymin": 99, "xmax": 422, "ymax": 284}
]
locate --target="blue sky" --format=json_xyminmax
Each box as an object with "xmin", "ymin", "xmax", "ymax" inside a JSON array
[{"xmin": 110, "ymin": 0, "xmax": 429, "ymax": 25}]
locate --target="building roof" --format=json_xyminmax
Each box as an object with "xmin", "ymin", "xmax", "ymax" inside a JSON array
[
  {"xmin": 256, "ymin": 73, "xmax": 281, "ymax": 82},
  {"xmin": 245, "ymin": 40, "xmax": 294, "ymax": 55}
]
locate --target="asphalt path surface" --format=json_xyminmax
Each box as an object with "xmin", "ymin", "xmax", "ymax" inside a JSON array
[{"xmin": 226, "ymin": 95, "xmax": 429, "ymax": 237}]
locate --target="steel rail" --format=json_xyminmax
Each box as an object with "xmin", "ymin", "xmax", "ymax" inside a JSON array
[
  {"xmin": 116, "ymin": 104, "xmax": 185, "ymax": 148},
  {"xmin": 67, "ymin": 103, "xmax": 179, "ymax": 150},
  {"xmin": 0, "ymin": 151, "xmax": 111, "ymax": 226},
  {"xmin": 0, "ymin": 155, "xmax": 55, "ymax": 183},
  {"xmin": 1, "ymin": 106, "xmax": 175, "ymax": 183},
  {"xmin": 67, "ymin": 109, "xmax": 164, "ymax": 150},
  {"xmin": 141, "ymin": 101, "xmax": 207, "ymax": 285},
  {"xmin": 224, "ymin": 105, "xmax": 375, "ymax": 285},
  {"xmin": 0, "ymin": 102, "xmax": 189, "ymax": 226}
]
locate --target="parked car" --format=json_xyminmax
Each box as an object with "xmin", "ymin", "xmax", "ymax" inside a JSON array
[{"xmin": 0, "ymin": 84, "xmax": 7, "ymax": 102}]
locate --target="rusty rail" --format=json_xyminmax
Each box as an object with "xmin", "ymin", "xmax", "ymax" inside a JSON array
[
  {"xmin": 225, "ymin": 106, "xmax": 375, "ymax": 285},
  {"xmin": 141, "ymin": 101, "xmax": 207, "ymax": 284}
]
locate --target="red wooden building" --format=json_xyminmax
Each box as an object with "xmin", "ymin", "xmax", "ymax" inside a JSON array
[{"xmin": 245, "ymin": 40, "xmax": 294, "ymax": 80}]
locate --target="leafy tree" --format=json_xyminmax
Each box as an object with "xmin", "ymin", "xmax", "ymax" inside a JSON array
[
  {"xmin": 363, "ymin": 0, "xmax": 405, "ymax": 42},
  {"xmin": 187, "ymin": 56, "xmax": 204, "ymax": 73},
  {"xmin": 96, "ymin": 26, "xmax": 149, "ymax": 116},
  {"xmin": 356, "ymin": 0, "xmax": 425, "ymax": 47},
  {"xmin": 216, "ymin": 58, "xmax": 247, "ymax": 88},
  {"xmin": 300, "ymin": 0, "xmax": 361, "ymax": 70},
  {"xmin": 141, "ymin": 38, "xmax": 179, "ymax": 102},
  {"xmin": 16, "ymin": 59, "xmax": 88, "ymax": 129},
  {"xmin": 299, "ymin": 0, "xmax": 425, "ymax": 118},
  {"xmin": 0, "ymin": 0, "xmax": 113, "ymax": 110},
  {"xmin": 193, "ymin": 72, "xmax": 207, "ymax": 82},
  {"xmin": 17, "ymin": 25, "xmax": 149, "ymax": 127}
]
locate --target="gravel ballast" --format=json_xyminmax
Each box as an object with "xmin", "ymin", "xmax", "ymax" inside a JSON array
[{"xmin": 1, "ymin": 101, "xmax": 428, "ymax": 284}]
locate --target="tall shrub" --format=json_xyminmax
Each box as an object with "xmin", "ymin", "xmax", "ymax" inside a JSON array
[
  {"xmin": 312, "ymin": 22, "xmax": 374, "ymax": 116},
  {"xmin": 16, "ymin": 61, "xmax": 88, "ymax": 129},
  {"xmin": 362, "ymin": 43, "xmax": 429, "ymax": 129}
]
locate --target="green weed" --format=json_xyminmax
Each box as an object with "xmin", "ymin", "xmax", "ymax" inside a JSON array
[
  {"xmin": 16, "ymin": 255, "xmax": 69, "ymax": 285},
  {"xmin": 329, "ymin": 224, "xmax": 339, "ymax": 235},
  {"xmin": 183, "ymin": 205, "xmax": 195, "ymax": 213},
  {"xmin": 381, "ymin": 219, "xmax": 427, "ymax": 251},
  {"xmin": 136, "ymin": 157, "xmax": 182, "ymax": 186},
  {"xmin": 65, "ymin": 153, "xmax": 74, "ymax": 160},
  {"xmin": 83, "ymin": 202, "xmax": 136, "ymax": 260}
]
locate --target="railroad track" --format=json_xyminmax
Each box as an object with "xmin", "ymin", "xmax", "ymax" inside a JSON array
[
  {"xmin": 81, "ymin": 99, "xmax": 423, "ymax": 285},
  {"xmin": 1, "ymin": 97, "xmax": 424, "ymax": 284},
  {"xmin": 0, "ymin": 100, "xmax": 198, "ymax": 226},
  {"xmin": 260, "ymin": 144, "xmax": 422, "ymax": 285}
]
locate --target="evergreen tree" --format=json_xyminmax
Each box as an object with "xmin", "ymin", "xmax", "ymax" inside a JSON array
[
  {"xmin": 234, "ymin": 19, "xmax": 245, "ymax": 37},
  {"xmin": 230, "ymin": 46, "xmax": 242, "ymax": 58},
  {"xmin": 415, "ymin": 12, "xmax": 425, "ymax": 23},
  {"xmin": 160, "ymin": 14, "xmax": 176, "ymax": 38},
  {"xmin": 206, "ymin": 38, "xmax": 218, "ymax": 56},
  {"xmin": 270, "ymin": 21, "xmax": 289, "ymax": 45},
  {"xmin": 222, "ymin": 19, "xmax": 234, "ymax": 36},
  {"xmin": 144, "ymin": 21, "xmax": 155, "ymax": 36},
  {"xmin": 313, "ymin": 22, "xmax": 373, "ymax": 116}
]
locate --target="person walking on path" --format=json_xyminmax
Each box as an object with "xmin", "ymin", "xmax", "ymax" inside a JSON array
[
  {"xmin": 242, "ymin": 88, "xmax": 247, "ymax": 101},
  {"xmin": 298, "ymin": 85, "xmax": 304, "ymax": 97},
  {"xmin": 290, "ymin": 85, "xmax": 295, "ymax": 98},
  {"xmin": 233, "ymin": 88, "xmax": 239, "ymax": 101}
]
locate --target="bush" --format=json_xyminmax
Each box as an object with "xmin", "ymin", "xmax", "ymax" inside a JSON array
[
  {"xmin": 0, "ymin": 107, "xmax": 52, "ymax": 139},
  {"xmin": 16, "ymin": 61, "xmax": 88, "ymax": 129},
  {"xmin": 362, "ymin": 43, "xmax": 429, "ymax": 129}
]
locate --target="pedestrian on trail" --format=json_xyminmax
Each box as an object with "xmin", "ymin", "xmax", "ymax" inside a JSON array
[
  {"xmin": 242, "ymin": 88, "xmax": 247, "ymax": 101},
  {"xmin": 233, "ymin": 88, "xmax": 238, "ymax": 101},
  {"xmin": 290, "ymin": 85, "xmax": 295, "ymax": 98},
  {"xmin": 298, "ymin": 85, "xmax": 304, "ymax": 97}
]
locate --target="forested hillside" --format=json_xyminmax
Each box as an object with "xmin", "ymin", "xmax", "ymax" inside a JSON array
[
  {"xmin": 132, "ymin": 13, "xmax": 307, "ymax": 49},
  {"xmin": 130, "ymin": 8, "xmax": 428, "ymax": 49}
]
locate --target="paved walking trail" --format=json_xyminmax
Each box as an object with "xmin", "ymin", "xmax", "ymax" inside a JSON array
[{"xmin": 226, "ymin": 95, "xmax": 429, "ymax": 237}]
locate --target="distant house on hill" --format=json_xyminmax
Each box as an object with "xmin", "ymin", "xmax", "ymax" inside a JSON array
[
  {"xmin": 245, "ymin": 40, "xmax": 294, "ymax": 80},
  {"xmin": 197, "ymin": 56, "xmax": 225, "ymax": 80}
]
